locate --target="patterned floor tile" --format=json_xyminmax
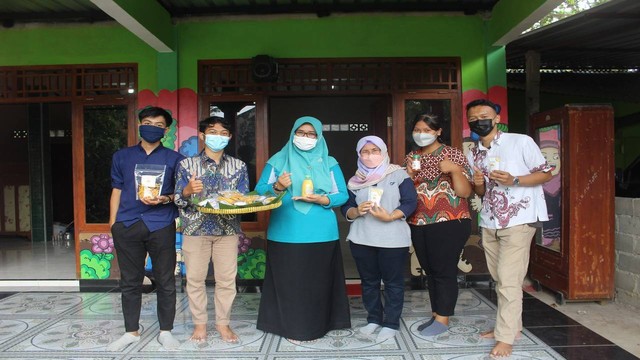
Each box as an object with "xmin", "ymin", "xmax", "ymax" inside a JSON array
[
  {"xmin": 0, "ymin": 318, "xmax": 49, "ymax": 346},
  {"xmin": 403, "ymin": 314, "xmax": 552, "ymax": 351},
  {"xmin": 81, "ymin": 293, "xmax": 166, "ymax": 317},
  {"xmin": 403, "ymin": 289, "xmax": 495, "ymax": 316},
  {"xmin": 269, "ymin": 356, "xmax": 410, "ymax": 360},
  {"xmin": 414, "ymin": 348, "xmax": 565, "ymax": 359},
  {"xmin": 272, "ymin": 326, "xmax": 405, "ymax": 353},
  {"xmin": 2, "ymin": 317, "xmax": 153, "ymax": 352},
  {"xmin": 137, "ymin": 320, "xmax": 267, "ymax": 353},
  {"xmin": 0, "ymin": 289, "xmax": 572, "ymax": 360},
  {"xmin": 0, "ymin": 293, "xmax": 100, "ymax": 316}
]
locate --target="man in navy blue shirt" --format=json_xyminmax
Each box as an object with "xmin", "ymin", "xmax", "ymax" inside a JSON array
[{"xmin": 107, "ymin": 107, "xmax": 185, "ymax": 351}]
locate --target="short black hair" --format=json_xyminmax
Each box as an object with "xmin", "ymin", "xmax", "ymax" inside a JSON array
[
  {"xmin": 465, "ymin": 99, "xmax": 500, "ymax": 114},
  {"xmin": 138, "ymin": 106, "xmax": 173, "ymax": 127},
  {"xmin": 199, "ymin": 116, "xmax": 232, "ymax": 134}
]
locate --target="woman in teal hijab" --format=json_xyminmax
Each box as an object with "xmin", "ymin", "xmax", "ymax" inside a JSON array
[{"xmin": 255, "ymin": 116, "xmax": 351, "ymax": 342}]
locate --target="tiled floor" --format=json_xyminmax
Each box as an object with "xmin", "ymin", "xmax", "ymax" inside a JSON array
[
  {"xmin": 0, "ymin": 239, "xmax": 76, "ymax": 280},
  {"xmin": 476, "ymin": 288, "xmax": 639, "ymax": 360},
  {"xmin": 1, "ymin": 237, "xmax": 639, "ymax": 359},
  {"xmin": 0, "ymin": 286, "xmax": 636, "ymax": 360}
]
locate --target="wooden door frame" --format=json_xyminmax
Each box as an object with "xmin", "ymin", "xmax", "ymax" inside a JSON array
[
  {"xmin": 391, "ymin": 91, "xmax": 462, "ymax": 165},
  {"xmin": 198, "ymin": 94, "xmax": 268, "ymax": 232},
  {"xmin": 72, "ymin": 97, "xmax": 136, "ymax": 266}
]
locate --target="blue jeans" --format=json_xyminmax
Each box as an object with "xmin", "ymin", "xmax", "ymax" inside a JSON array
[{"xmin": 349, "ymin": 242, "xmax": 409, "ymax": 330}]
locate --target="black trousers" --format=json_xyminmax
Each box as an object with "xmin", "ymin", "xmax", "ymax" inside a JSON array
[
  {"xmin": 112, "ymin": 220, "xmax": 176, "ymax": 332},
  {"xmin": 410, "ymin": 219, "xmax": 471, "ymax": 316}
]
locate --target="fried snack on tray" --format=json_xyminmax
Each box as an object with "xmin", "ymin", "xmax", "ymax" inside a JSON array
[
  {"xmin": 200, "ymin": 191, "xmax": 277, "ymax": 207},
  {"xmin": 217, "ymin": 191, "xmax": 264, "ymax": 206},
  {"xmin": 138, "ymin": 185, "xmax": 160, "ymax": 199}
]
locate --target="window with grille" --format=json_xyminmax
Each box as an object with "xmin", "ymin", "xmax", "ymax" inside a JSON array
[
  {"xmin": 200, "ymin": 58, "xmax": 459, "ymax": 95},
  {"xmin": 0, "ymin": 64, "xmax": 136, "ymax": 100}
]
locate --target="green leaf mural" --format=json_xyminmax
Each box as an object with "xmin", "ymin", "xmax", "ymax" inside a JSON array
[
  {"xmin": 162, "ymin": 118, "xmax": 178, "ymax": 149},
  {"xmin": 237, "ymin": 249, "xmax": 266, "ymax": 280},
  {"xmin": 79, "ymin": 249, "xmax": 114, "ymax": 279}
]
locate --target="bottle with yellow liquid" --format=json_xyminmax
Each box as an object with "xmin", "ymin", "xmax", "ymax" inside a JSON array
[{"xmin": 301, "ymin": 175, "xmax": 314, "ymax": 196}]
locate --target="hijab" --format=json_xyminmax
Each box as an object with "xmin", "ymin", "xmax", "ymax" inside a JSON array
[
  {"xmin": 348, "ymin": 135, "xmax": 402, "ymax": 191},
  {"xmin": 267, "ymin": 116, "xmax": 337, "ymax": 214}
]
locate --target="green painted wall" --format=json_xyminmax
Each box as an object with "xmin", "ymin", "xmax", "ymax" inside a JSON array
[
  {"xmin": 176, "ymin": 15, "xmax": 489, "ymax": 91},
  {"xmin": 0, "ymin": 24, "xmax": 159, "ymax": 91},
  {"xmin": 0, "ymin": 15, "xmax": 502, "ymax": 94},
  {"xmin": 488, "ymin": 0, "xmax": 548, "ymax": 44},
  {"xmin": 113, "ymin": 0, "xmax": 174, "ymax": 50}
]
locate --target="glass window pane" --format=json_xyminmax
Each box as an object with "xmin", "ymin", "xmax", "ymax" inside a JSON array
[
  {"xmin": 84, "ymin": 105, "xmax": 127, "ymax": 224},
  {"xmin": 535, "ymin": 124, "xmax": 562, "ymax": 253},
  {"xmin": 208, "ymin": 102, "xmax": 257, "ymax": 222}
]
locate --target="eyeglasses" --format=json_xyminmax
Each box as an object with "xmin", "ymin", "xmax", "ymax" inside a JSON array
[
  {"xmin": 360, "ymin": 148, "xmax": 382, "ymax": 156},
  {"xmin": 295, "ymin": 130, "xmax": 317, "ymax": 139},
  {"xmin": 141, "ymin": 121, "xmax": 166, "ymax": 129},
  {"xmin": 206, "ymin": 130, "xmax": 230, "ymax": 137}
]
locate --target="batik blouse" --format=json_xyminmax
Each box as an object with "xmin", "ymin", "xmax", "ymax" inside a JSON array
[{"xmin": 405, "ymin": 145, "xmax": 472, "ymax": 226}]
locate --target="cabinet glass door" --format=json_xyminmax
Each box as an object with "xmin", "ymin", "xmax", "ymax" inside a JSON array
[{"xmin": 535, "ymin": 124, "xmax": 562, "ymax": 253}]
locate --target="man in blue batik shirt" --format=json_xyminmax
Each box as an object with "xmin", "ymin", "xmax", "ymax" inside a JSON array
[
  {"xmin": 108, "ymin": 107, "xmax": 185, "ymax": 352},
  {"xmin": 174, "ymin": 116, "xmax": 249, "ymax": 343}
]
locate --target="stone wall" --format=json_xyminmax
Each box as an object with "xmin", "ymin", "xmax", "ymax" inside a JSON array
[{"xmin": 615, "ymin": 197, "xmax": 640, "ymax": 308}]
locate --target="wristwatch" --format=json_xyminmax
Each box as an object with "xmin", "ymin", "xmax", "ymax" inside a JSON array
[
  {"xmin": 513, "ymin": 176, "xmax": 520, "ymax": 186},
  {"xmin": 272, "ymin": 182, "xmax": 283, "ymax": 192}
]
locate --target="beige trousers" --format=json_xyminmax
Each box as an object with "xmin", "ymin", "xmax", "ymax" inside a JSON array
[
  {"xmin": 481, "ymin": 224, "xmax": 537, "ymax": 345},
  {"xmin": 182, "ymin": 234, "xmax": 238, "ymax": 325}
]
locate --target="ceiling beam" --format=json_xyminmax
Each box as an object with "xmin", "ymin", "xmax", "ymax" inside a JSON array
[
  {"xmin": 90, "ymin": 0, "xmax": 174, "ymax": 53},
  {"xmin": 489, "ymin": 0, "xmax": 563, "ymax": 46}
]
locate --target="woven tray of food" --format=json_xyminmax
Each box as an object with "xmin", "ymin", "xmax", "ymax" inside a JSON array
[{"xmin": 194, "ymin": 191, "xmax": 284, "ymax": 214}]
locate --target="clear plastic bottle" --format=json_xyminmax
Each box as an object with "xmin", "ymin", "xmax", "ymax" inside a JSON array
[
  {"xmin": 301, "ymin": 175, "xmax": 314, "ymax": 196},
  {"xmin": 411, "ymin": 154, "xmax": 421, "ymax": 171}
]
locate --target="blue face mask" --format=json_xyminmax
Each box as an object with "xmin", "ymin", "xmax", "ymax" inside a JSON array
[
  {"xmin": 205, "ymin": 134, "xmax": 230, "ymax": 152},
  {"xmin": 139, "ymin": 125, "xmax": 165, "ymax": 143}
]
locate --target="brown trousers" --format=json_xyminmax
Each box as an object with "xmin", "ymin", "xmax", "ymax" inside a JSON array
[
  {"xmin": 182, "ymin": 235, "xmax": 238, "ymax": 325},
  {"xmin": 482, "ymin": 224, "xmax": 537, "ymax": 345}
]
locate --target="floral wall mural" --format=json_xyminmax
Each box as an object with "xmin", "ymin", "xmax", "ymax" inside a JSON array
[{"xmin": 79, "ymin": 233, "xmax": 117, "ymax": 280}]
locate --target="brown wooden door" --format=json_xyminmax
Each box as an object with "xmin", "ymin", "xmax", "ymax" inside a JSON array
[
  {"xmin": 0, "ymin": 104, "xmax": 30, "ymax": 238},
  {"xmin": 199, "ymin": 95, "xmax": 268, "ymax": 232},
  {"xmin": 391, "ymin": 92, "xmax": 462, "ymax": 164},
  {"xmin": 72, "ymin": 99, "xmax": 135, "ymax": 275}
]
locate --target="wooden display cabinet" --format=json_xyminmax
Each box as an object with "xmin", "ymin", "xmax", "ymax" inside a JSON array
[{"xmin": 528, "ymin": 104, "xmax": 615, "ymax": 304}]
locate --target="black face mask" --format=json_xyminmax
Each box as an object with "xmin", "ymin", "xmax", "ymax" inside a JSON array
[
  {"xmin": 469, "ymin": 118, "xmax": 495, "ymax": 137},
  {"xmin": 139, "ymin": 125, "xmax": 165, "ymax": 143}
]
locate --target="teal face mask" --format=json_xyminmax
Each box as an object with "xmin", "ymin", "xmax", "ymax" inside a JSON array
[{"xmin": 205, "ymin": 134, "xmax": 230, "ymax": 152}]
